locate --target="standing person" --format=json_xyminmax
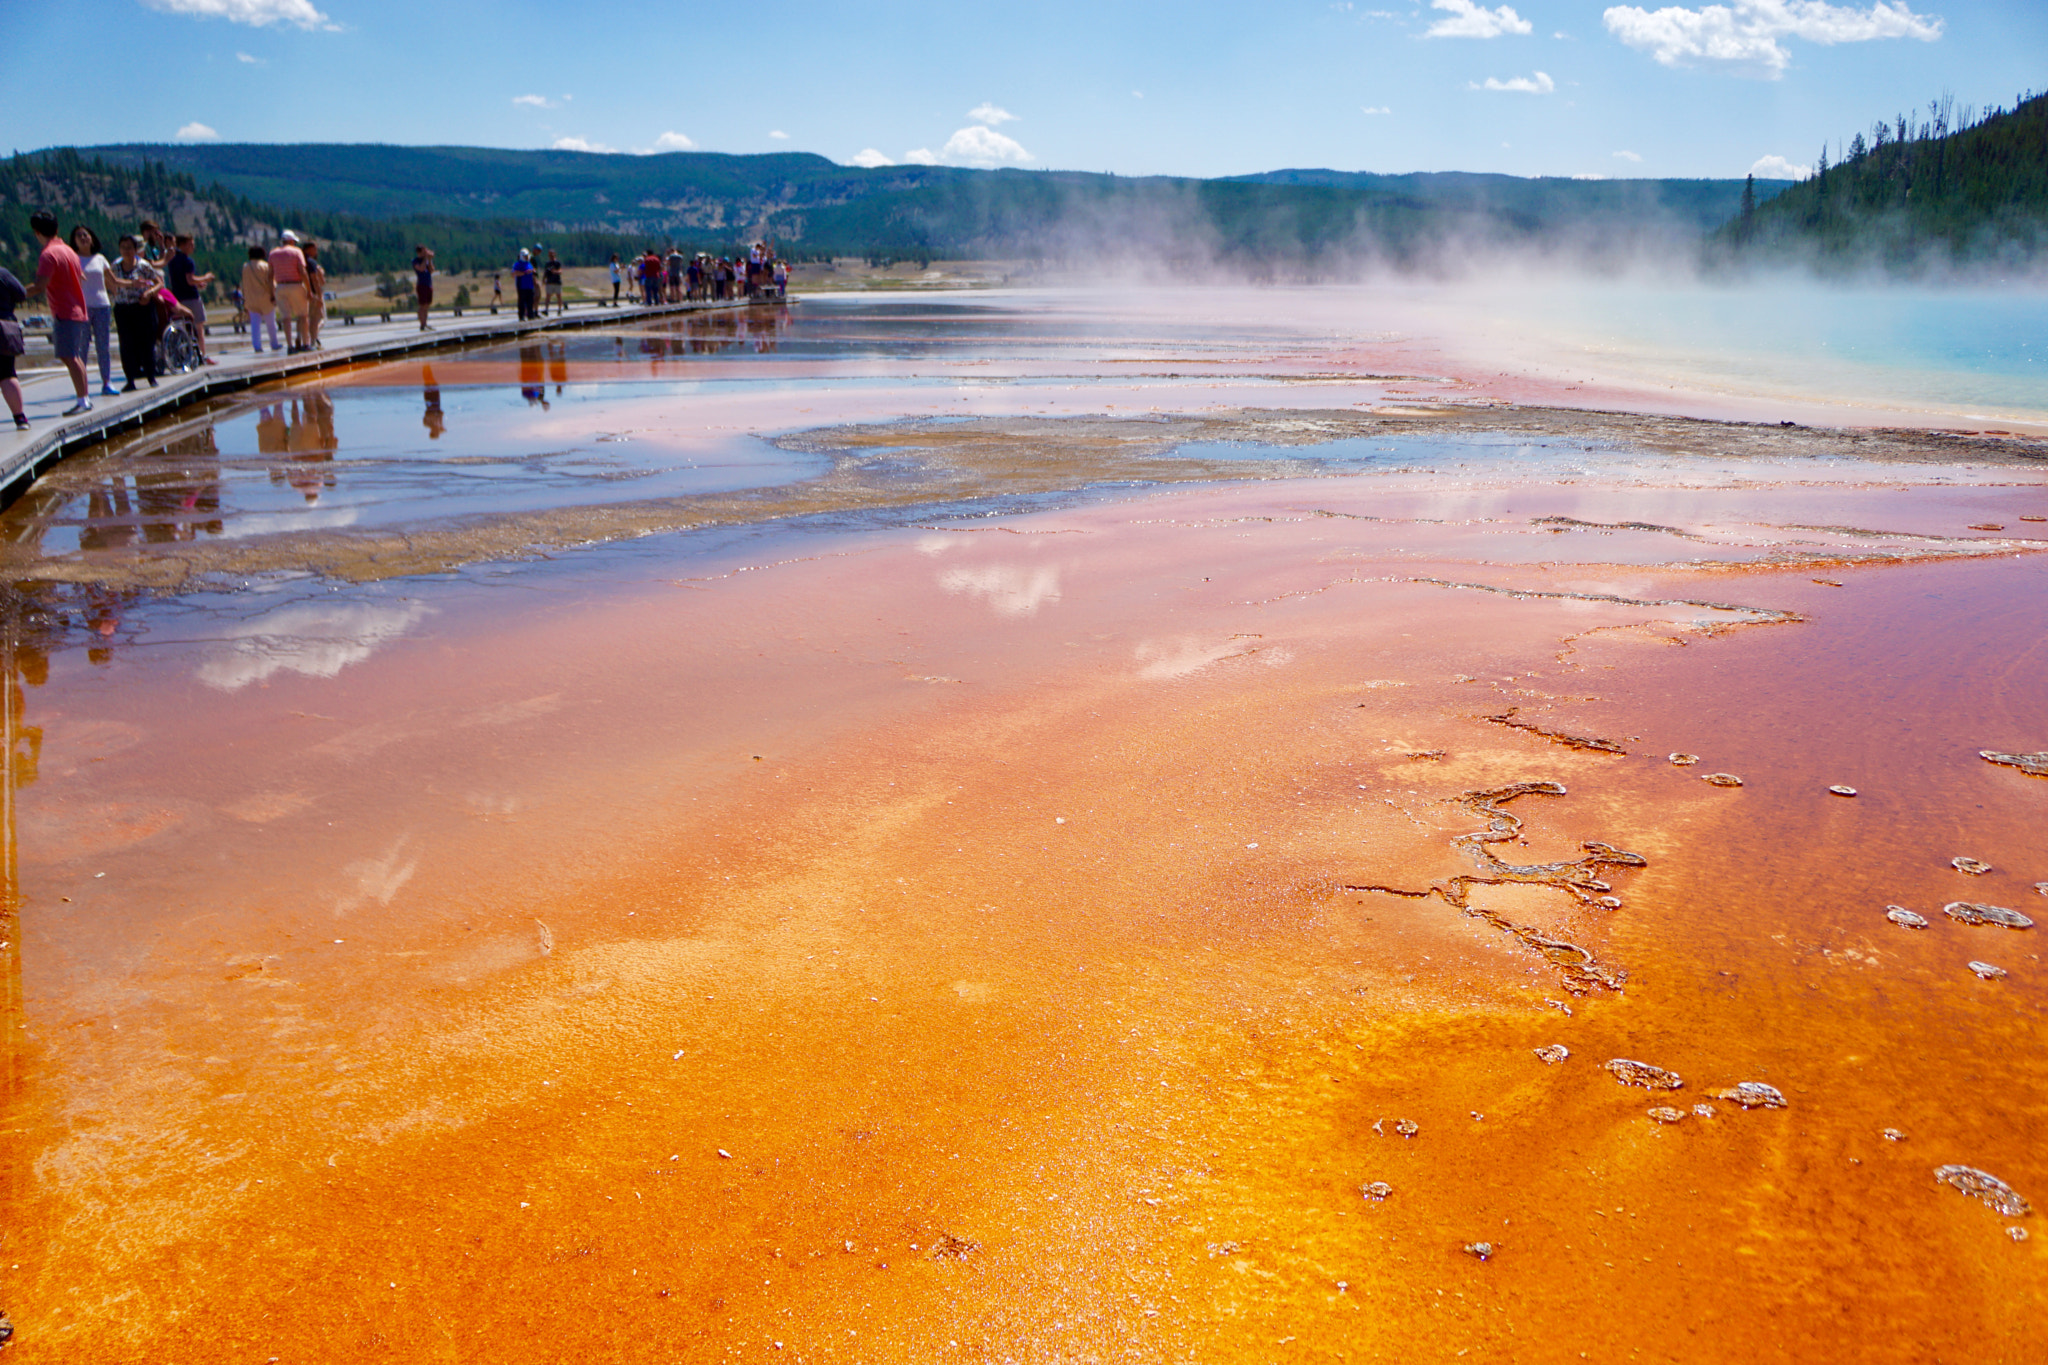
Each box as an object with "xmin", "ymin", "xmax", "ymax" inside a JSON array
[
  {"xmin": 412, "ymin": 245, "xmax": 435, "ymax": 332},
  {"xmin": 512, "ymin": 250, "xmax": 538, "ymax": 320},
  {"xmin": 138, "ymin": 219, "xmax": 167, "ymax": 263},
  {"xmin": 241, "ymin": 245, "xmax": 277, "ymax": 353},
  {"xmin": 24, "ymin": 210, "xmax": 93, "ymax": 415},
  {"xmin": 303, "ymin": 240, "xmax": 328, "ymax": 349},
  {"xmin": 665, "ymin": 246, "xmax": 685, "ymax": 304},
  {"xmin": 166, "ymin": 234, "xmax": 218, "ymax": 365},
  {"xmin": 542, "ymin": 250, "xmax": 564, "ymax": 317},
  {"xmin": 71, "ymin": 226, "xmax": 118, "ymax": 397},
  {"xmin": 772, "ymin": 257, "xmax": 789, "ymax": 298},
  {"xmin": 269, "ymin": 230, "xmax": 309, "ymax": 353},
  {"xmin": 686, "ymin": 254, "xmax": 702, "ymax": 302},
  {"xmin": 607, "ymin": 254, "xmax": 621, "ymax": 306},
  {"xmin": 491, "ymin": 271, "xmax": 503, "ymax": 314},
  {"xmin": 1, "ymin": 263, "xmax": 30, "ymax": 430},
  {"xmin": 107, "ymin": 234, "xmax": 164, "ymax": 392}
]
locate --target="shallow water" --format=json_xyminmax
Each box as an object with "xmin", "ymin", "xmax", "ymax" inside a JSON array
[
  {"xmin": 1, "ymin": 291, "xmax": 2046, "ymax": 1363},
  {"xmin": 1451, "ymin": 279, "xmax": 2048, "ymax": 421}
]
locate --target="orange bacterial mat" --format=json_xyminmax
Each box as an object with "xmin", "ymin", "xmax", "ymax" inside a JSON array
[{"xmin": 1, "ymin": 473, "xmax": 2045, "ymax": 1363}]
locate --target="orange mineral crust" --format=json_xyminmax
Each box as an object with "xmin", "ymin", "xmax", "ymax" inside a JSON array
[{"xmin": 4, "ymin": 478, "xmax": 2046, "ymax": 1362}]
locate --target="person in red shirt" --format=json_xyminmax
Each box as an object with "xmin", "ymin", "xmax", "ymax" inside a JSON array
[
  {"xmin": 25, "ymin": 209, "xmax": 92, "ymax": 415},
  {"xmin": 269, "ymin": 231, "xmax": 310, "ymax": 353}
]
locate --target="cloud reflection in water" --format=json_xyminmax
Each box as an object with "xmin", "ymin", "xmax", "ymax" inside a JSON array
[{"xmin": 197, "ymin": 602, "xmax": 430, "ymax": 691}]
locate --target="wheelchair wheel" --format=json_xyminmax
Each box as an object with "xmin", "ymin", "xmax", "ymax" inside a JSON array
[{"xmin": 156, "ymin": 320, "xmax": 203, "ymax": 375}]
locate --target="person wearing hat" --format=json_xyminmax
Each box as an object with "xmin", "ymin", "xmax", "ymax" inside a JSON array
[
  {"xmin": 269, "ymin": 231, "xmax": 310, "ymax": 353},
  {"xmin": 512, "ymin": 248, "xmax": 538, "ymax": 321}
]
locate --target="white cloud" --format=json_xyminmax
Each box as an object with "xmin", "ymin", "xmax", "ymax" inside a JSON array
[
  {"xmin": 1603, "ymin": 0, "xmax": 1941, "ymax": 76},
  {"xmin": 940, "ymin": 125, "xmax": 1033, "ymax": 166},
  {"xmin": 967, "ymin": 102, "xmax": 1019, "ymax": 126},
  {"xmin": 650, "ymin": 131, "xmax": 696, "ymax": 151},
  {"xmin": 850, "ymin": 148, "xmax": 894, "ymax": 167},
  {"xmin": 1613, "ymin": 148, "xmax": 1643, "ymax": 160},
  {"xmin": 513, "ymin": 94, "xmax": 556, "ymax": 109},
  {"xmin": 175, "ymin": 121, "xmax": 221, "ymax": 141},
  {"xmin": 234, "ymin": 50, "xmax": 264, "ymax": 63},
  {"xmin": 1132, "ymin": 89, "xmax": 1144, "ymax": 98},
  {"xmin": 1361, "ymin": 105, "xmax": 1393, "ymax": 114},
  {"xmin": 768, "ymin": 129, "xmax": 790, "ymax": 140},
  {"xmin": 551, "ymin": 136, "xmax": 615, "ymax": 153},
  {"xmin": 1426, "ymin": 0, "xmax": 1533, "ymax": 38},
  {"xmin": 1473, "ymin": 71, "xmax": 1556, "ymax": 92},
  {"xmin": 1750, "ymin": 153, "xmax": 1812, "ymax": 178},
  {"xmin": 143, "ymin": 0, "xmax": 331, "ymax": 29},
  {"xmin": 903, "ymin": 148, "xmax": 939, "ymax": 165}
]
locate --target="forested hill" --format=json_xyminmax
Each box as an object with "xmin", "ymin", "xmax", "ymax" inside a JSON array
[
  {"xmin": 76, "ymin": 144, "xmax": 970, "ymax": 235},
  {"xmin": 13, "ymin": 139, "xmax": 1784, "ymax": 276},
  {"xmin": 1226, "ymin": 169, "xmax": 1782, "ymax": 235},
  {"xmin": 0, "ymin": 147, "xmax": 655, "ymax": 280},
  {"xmin": 1719, "ymin": 91, "xmax": 2047, "ymax": 271},
  {"xmin": 64, "ymin": 142, "xmax": 1767, "ymax": 268},
  {"xmin": 763, "ymin": 169, "xmax": 1779, "ymax": 266}
]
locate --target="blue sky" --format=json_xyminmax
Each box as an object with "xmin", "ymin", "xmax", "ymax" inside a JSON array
[{"xmin": 12, "ymin": 1, "xmax": 2044, "ymax": 181}]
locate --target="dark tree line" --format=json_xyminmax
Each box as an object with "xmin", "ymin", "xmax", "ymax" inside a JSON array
[
  {"xmin": 0, "ymin": 148, "xmax": 757, "ymax": 287},
  {"xmin": 1716, "ymin": 91, "xmax": 2048, "ymax": 272}
]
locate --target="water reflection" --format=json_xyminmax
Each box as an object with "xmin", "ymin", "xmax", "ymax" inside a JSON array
[
  {"xmin": 197, "ymin": 600, "xmax": 430, "ymax": 691},
  {"xmin": 258, "ymin": 395, "xmax": 339, "ymax": 504},
  {"xmin": 69, "ymin": 423, "xmax": 226, "ymax": 545},
  {"xmin": 422, "ymin": 366, "xmax": 445, "ymax": 440},
  {"xmin": 519, "ymin": 341, "xmax": 549, "ymax": 409},
  {"xmin": 633, "ymin": 304, "xmax": 791, "ymax": 362},
  {"xmin": 937, "ymin": 563, "xmax": 1063, "ymax": 617},
  {"xmin": 0, "ymin": 592, "xmax": 47, "ymax": 1104},
  {"xmin": 0, "ymin": 369, "xmax": 831, "ymax": 551}
]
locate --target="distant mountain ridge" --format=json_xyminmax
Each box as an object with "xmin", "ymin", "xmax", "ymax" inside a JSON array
[
  {"xmin": 75, "ymin": 142, "xmax": 1774, "ymax": 258},
  {"xmin": 1227, "ymin": 168, "xmax": 1788, "ymax": 235},
  {"xmin": 78, "ymin": 144, "xmax": 973, "ymax": 236}
]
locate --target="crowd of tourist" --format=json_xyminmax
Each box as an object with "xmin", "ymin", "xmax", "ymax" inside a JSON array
[
  {"xmin": 612, "ymin": 243, "xmax": 789, "ymax": 306},
  {"xmin": 239, "ymin": 228, "xmax": 330, "ymax": 356},
  {"xmin": 3, "ymin": 209, "xmax": 184, "ymax": 427},
  {"xmin": 3, "ymin": 208, "xmax": 797, "ymax": 433}
]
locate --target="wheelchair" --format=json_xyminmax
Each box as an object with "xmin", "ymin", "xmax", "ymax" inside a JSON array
[{"xmin": 155, "ymin": 316, "xmax": 204, "ymax": 375}]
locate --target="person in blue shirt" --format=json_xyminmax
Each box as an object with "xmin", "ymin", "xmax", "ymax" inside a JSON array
[{"xmin": 512, "ymin": 249, "xmax": 538, "ymax": 321}]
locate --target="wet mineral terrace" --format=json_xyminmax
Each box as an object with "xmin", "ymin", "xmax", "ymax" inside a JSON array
[{"xmin": 1, "ymin": 295, "xmax": 2046, "ymax": 1363}]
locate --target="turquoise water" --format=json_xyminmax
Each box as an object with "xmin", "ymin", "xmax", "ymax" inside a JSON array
[{"xmin": 1527, "ymin": 281, "xmax": 2047, "ymax": 419}]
